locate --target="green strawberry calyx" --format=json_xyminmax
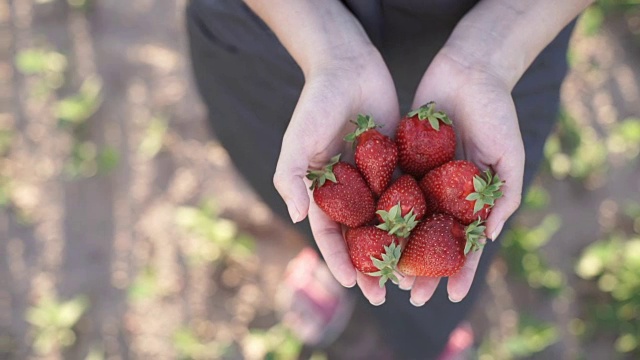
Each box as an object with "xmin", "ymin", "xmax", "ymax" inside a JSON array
[
  {"xmin": 464, "ymin": 219, "xmax": 486, "ymax": 255},
  {"xmin": 344, "ymin": 114, "xmax": 380, "ymax": 143},
  {"xmin": 376, "ymin": 203, "xmax": 419, "ymax": 238},
  {"xmin": 369, "ymin": 242, "xmax": 402, "ymax": 288},
  {"xmin": 306, "ymin": 154, "xmax": 340, "ymax": 190},
  {"xmin": 407, "ymin": 101, "xmax": 452, "ymax": 131},
  {"xmin": 465, "ymin": 169, "xmax": 505, "ymax": 214}
]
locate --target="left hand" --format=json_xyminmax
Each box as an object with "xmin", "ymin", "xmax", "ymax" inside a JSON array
[{"xmin": 399, "ymin": 49, "xmax": 525, "ymax": 305}]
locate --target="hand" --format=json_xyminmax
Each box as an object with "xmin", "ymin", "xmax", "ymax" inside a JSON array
[
  {"xmin": 400, "ymin": 49, "xmax": 525, "ymax": 305},
  {"xmin": 273, "ymin": 44, "xmax": 400, "ymax": 305}
]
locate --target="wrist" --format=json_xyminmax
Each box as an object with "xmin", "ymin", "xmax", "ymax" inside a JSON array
[
  {"xmin": 302, "ymin": 42, "xmax": 381, "ymax": 79},
  {"xmin": 438, "ymin": 36, "xmax": 522, "ymax": 91}
]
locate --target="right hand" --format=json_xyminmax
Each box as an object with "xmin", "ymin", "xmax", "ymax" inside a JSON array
[{"xmin": 273, "ymin": 44, "xmax": 400, "ymax": 305}]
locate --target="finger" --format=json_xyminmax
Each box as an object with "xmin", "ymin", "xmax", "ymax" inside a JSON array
[
  {"xmin": 398, "ymin": 275, "xmax": 415, "ymax": 291},
  {"xmin": 410, "ymin": 277, "xmax": 440, "ymax": 306},
  {"xmin": 447, "ymin": 246, "xmax": 484, "ymax": 302},
  {"xmin": 486, "ymin": 146, "xmax": 524, "ymax": 241},
  {"xmin": 307, "ymin": 201, "xmax": 357, "ymax": 288},
  {"xmin": 273, "ymin": 128, "xmax": 312, "ymax": 223},
  {"xmin": 357, "ymin": 272, "xmax": 386, "ymax": 306}
]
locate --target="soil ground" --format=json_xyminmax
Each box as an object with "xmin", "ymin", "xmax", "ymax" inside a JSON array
[{"xmin": 2, "ymin": 1, "xmax": 640, "ymax": 359}]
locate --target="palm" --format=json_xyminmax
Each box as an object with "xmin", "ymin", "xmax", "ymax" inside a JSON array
[
  {"xmin": 275, "ymin": 50, "xmax": 400, "ymax": 304},
  {"xmin": 404, "ymin": 54, "xmax": 525, "ymax": 304}
]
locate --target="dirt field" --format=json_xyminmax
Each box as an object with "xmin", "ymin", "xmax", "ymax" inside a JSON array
[{"xmin": 2, "ymin": 1, "xmax": 640, "ymax": 359}]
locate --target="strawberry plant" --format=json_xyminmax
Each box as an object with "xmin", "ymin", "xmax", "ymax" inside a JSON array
[
  {"xmin": 500, "ymin": 214, "xmax": 566, "ymax": 294},
  {"xmin": 25, "ymin": 295, "xmax": 89, "ymax": 355},
  {"xmin": 607, "ymin": 118, "xmax": 640, "ymax": 161},
  {"xmin": 175, "ymin": 201, "xmax": 254, "ymax": 265},
  {"xmin": 15, "ymin": 48, "xmax": 67, "ymax": 97},
  {"xmin": 543, "ymin": 111, "xmax": 608, "ymax": 185},
  {"xmin": 575, "ymin": 233, "xmax": 640, "ymax": 356},
  {"xmin": 242, "ymin": 324, "xmax": 304, "ymax": 360},
  {"xmin": 139, "ymin": 116, "xmax": 169, "ymax": 159},
  {"xmin": 127, "ymin": 267, "xmax": 161, "ymax": 302},
  {"xmin": 478, "ymin": 315, "xmax": 560, "ymax": 359},
  {"xmin": 56, "ymin": 76, "xmax": 102, "ymax": 127},
  {"xmin": 173, "ymin": 327, "xmax": 231, "ymax": 360}
]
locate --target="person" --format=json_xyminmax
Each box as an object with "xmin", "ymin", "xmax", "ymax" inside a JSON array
[{"xmin": 186, "ymin": 0, "xmax": 593, "ymax": 358}]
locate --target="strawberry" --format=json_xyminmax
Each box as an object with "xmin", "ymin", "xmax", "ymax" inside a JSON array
[
  {"xmin": 397, "ymin": 214, "xmax": 485, "ymax": 277},
  {"xmin": 396, "ymin": 102, "xmax": 456, "ymax": 178},
  {"xmin": 375, "ymin": 175, "xmax": 427, "ymax": 238},
  {"xmin": 345, "ymin": 226, "xmax": 401, "ymax": 287},
  {"xmin": 307, "ymin": 154, "xmax": 375, "ymax": 228},
  {"xmin": 344, "ymin": 114, "xmax": 398, "ymax": 197},
  {"xmin": 420, "ymin": 160, "xmax": 504, "ymax": 225}
]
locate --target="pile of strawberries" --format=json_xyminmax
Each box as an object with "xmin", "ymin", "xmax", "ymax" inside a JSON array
[{"xmin": 307, "ymin": 102, "xmax": 504, "ymax": 287}]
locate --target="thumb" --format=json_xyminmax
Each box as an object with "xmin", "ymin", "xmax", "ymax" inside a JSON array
[{"xmin": 273, "ymin": 128, "xmax": 312, "ymax": 223}]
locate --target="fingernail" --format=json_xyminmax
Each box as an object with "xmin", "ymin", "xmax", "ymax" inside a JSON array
[
  {"xmin": 399, "ymin": 284, "xmax": 412, "ymax": 291},
  {"xmin": 286, "ymin": 202, "xmax": 301, "ymax": 223},
  {"xmin": 491, "ymin": 221, "xmax": 505, "ymax": 242},
  {"xmin": 448, "ymin": 295, "xmax": 461, "ymax": 303},
  {"xmin": 410, "ymin": 298, "xmax": 425, "ymax": 307},
  {"xmin": 344, "ymin": 281, "xmax": 357, "ymax": 288},
  {"xmin": 370, "ymin": 298, "xmax": 386, "ymax": 306}
]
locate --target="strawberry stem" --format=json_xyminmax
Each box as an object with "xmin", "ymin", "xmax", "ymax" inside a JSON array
[
  {"xmin": 407, "ymin": 102, "xmax": 452, "ymax": 131},
  {"xmin": 369, "ymin": 242, "xmax": 402, "ymax": 288},
  {"xmin": 465, "ymin": 169, "xmax": 505, "ymax": 214},
  {"xmin": 343, "ymin": 114, "xmax": 380, "ymax": 143},
  {"xmin": 305, "ymin": 154, "xmax": 341, "ymax": 190},
  {"xmin": 376, "ymin": 203, "xmax": 419, "ymax": 238},
  {"xmin": 464, "ymin": 218, "xmax": 486, "ymax": 255}
]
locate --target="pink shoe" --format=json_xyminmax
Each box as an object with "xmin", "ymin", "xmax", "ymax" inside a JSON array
[
  {"xmin": 437, "ymin": 322, "xmax": 475, "ymax": 360},
  {"xmin": 275, "ymin": 247, "xmax": 355, "ymax": 347}
]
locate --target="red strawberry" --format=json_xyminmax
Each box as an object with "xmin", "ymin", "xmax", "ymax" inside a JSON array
[
  {"xmin": 345, "ymin": 226, "xmax": 401, "ymax": 287},
  {"xmin": 420, "ymin": 160, "xmax": 504, "ymax": 225},
  {"xmin": 344, "ymin": 115, "xmax": 398, "ymax": 197},
  {"xmin": 396, "ymin": 102, "xmax": 456, "ymax": 178},
  {"xmin": 397, "ymin": 214, "xmax": 485, "ymax": 277},
  {"xmin": 307, "ymin": 154, "xmax": 375, "ymax": 227},
  {"xmin": 375, "ymin": 175, "xmax": 427, "ymax": 238}
]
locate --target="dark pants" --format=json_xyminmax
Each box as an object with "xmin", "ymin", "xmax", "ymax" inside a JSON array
[{"xmin": 186, "ymin": 1, "xmax": 575, "ymax": 358}]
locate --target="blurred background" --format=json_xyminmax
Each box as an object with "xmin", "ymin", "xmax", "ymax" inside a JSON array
[{"xmin": 1, "ymin": 0, "xmax": 640, "ymax": 359}]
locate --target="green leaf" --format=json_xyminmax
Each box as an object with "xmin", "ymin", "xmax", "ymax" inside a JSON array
[
  {"xmin": 56, "ymin": 76, "xmax": 102, "ymax": 125},
  {"xmin": 473, "ymin": 176, "xmax": 484, "ymax": 191},
  {"xmin": 473, "ymin": 198, "xmax": 485, "ymax": 214},
  {"xmin": 57, "ymin": 297, "xmax": 89, "ymax": 327},
  {"xmin": 464, "ymin": 219, "xmax": 486, "ymax": 255},
  {"xmin": 329, "ymin": 154, "xmax": 341, "ymax": 165},
  {"xmin": 428, "ymin": 117, "xmax": 440, "ymax": 131},
  {"xmin": 343, "ymin": 133, "xmax": 355, "ymax": 142},
  {"xmin": 389, "ymin": 204, "xmax": 400, "ymax": 219},
  {"xmin": 464, "ymin": 241, "xmax": 472, "ymax": 255},
  {"xmin": 466, "ymin": 193, "xmax": 482, "ymax": 201},
  {"xmin": 15, "ymin": 49, "xmax": 67, "ymax": 75},
  {"xmin": 97, "ymin": 147, "xmax": 120, "ymax": 174},
  {"xmin": 138, "ymin": 117, "xmax": 168, "ymax": 159},
  {"xmin": 370, "ymin": 243, "xmax": 402, "ymax": 287},
  {"xmin": 389, "ymin": 224, "xmax": 402, "ymax": 235}
]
